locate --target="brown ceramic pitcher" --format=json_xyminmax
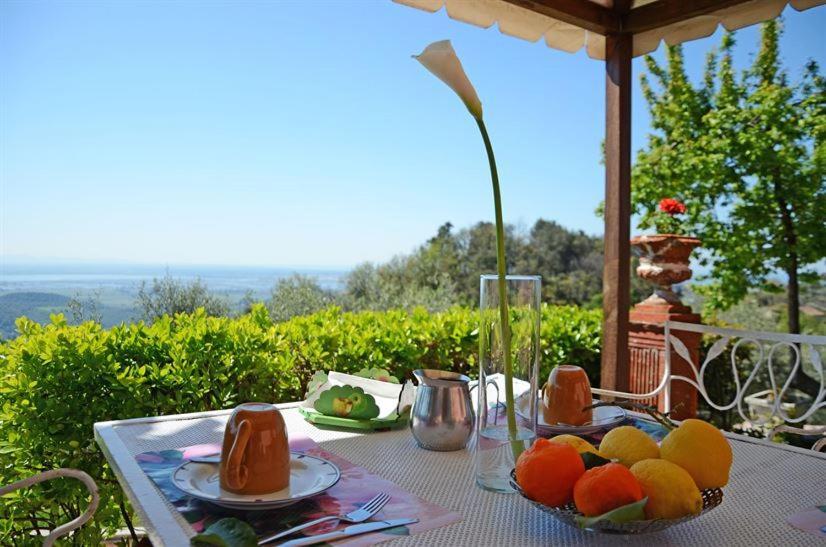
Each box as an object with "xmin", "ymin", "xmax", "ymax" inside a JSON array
[
  {"xmin": 219, "ymin": 403, "xmax": 290, "ymax": 495},
  {"xmin": 542, "ymin": 365, "xmax": 593, "ymax": 426}
]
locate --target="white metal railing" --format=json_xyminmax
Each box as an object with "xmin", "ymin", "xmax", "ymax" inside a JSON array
[
  {"xmin": 0, "ymin": 469, "xmax": 99, "ymax": 546},
  {"xmin": 593, "ymin": 321, "xmax": 826, "ymax": 426}
]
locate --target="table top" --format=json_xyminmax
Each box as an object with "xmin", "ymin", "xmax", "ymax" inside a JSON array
[{"xmin": 94, "ymin": 404, "xmax": 825, "ymax": 546}]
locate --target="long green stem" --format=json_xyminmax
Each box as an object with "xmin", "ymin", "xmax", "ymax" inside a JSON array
[{"xmin": 476, "ymin": 118, "xmax": 520, "ymax": 459}]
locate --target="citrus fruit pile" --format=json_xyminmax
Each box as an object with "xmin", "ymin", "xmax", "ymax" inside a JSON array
[{"xmin": 514, "ymin": 419, "xmax": 733, "ymax": 523}]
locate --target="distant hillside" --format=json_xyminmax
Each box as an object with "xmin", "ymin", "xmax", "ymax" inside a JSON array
[
  {"xmin": 0, "ymin": 292, "xmax": 71, "ymax": 339},
  {"xmin": 0, "ymin": 292, "xmax": 136, "ymax": 340}
]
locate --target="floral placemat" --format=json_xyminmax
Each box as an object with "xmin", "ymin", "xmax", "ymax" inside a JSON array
[
  {"xmin": 786, "ymin": 505, "xmax": 826, "ymax": 538},
  {"xmin": 136, "ymin": 435, "xmax": 461, "ymax": 545}
]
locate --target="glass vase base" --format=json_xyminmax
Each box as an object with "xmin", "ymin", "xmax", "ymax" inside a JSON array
[{"xmin": 474, "ymin": 425, "xmax": 536, "ymax": 493}]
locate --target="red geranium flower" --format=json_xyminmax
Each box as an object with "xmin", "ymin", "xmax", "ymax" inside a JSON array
[{"xmin": 658, "ymin": 198, "xmax": 686, "ymax": 215}]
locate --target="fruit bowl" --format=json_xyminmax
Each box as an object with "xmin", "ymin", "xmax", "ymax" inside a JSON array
[{"xmin": 509, "ymin": 469, "xmax": 723, "ymax": 535}]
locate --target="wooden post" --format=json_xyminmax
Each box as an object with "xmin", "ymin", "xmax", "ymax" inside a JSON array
[{"xmin": 601, "ymin": 32, "xmax": 632, "ymax": 392}]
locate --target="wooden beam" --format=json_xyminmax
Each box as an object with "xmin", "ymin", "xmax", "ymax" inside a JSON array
[
  {"xmin": 613, "ymin": 0, "xmax": 633, "ymax": 14},
  {"xmin": 623, "ymin": 0, "xmax": 755, "ymax": 34},
  {"xmin": 501, "ymin": 0, "xmax": 620, "ymax": 35},
  {"xmin": 601, "ymin": 32, "xmax": 632, "ymax": 392}
]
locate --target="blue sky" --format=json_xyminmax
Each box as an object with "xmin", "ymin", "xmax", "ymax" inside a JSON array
[{"xmin": 1, "ymin": 1, "xmax": 824, "ymax": 268}]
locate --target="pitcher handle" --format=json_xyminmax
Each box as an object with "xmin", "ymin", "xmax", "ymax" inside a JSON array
[
  {"xmin": 393, "ymin": 381, "xmax": 414, "ymax": 422},
  {"xmin": 224, "ymin": 419, "xmax": 251, "ymax": 491}
]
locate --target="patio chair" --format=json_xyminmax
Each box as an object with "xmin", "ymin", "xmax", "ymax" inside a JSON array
[
  {"xmin": 592, "ymin": 320, "xmax": 826, "ymax": 434},
  {"xmin": 0, "ymin": 468, "xmax": 99, "ymax": 546},
  {"xmin": 767, "ymin": 424, "xmax": 826, "ymax": 452}
]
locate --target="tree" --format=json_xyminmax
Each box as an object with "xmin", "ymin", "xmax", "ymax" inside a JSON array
[
  {"xmin": 341, "ymin": 259, "xmax": 457, "ymax": 313},
  {"xmin": 340, "ymin": 219, "xmax": 625, "ymax": 310},
  {"xmin": 136, "ymin": 273, "xmax": 230, "ymax": 322},
  {"xmin": 521, "ymin": 220, "xmax": 604, "ymax": 305},
  {"xmin": 633, "ymin": 20, "xmax": 826, "ymax": 336},
  {"xmin": 266, "ymin": 274, "xmax": 336, "ymax": 322},
  {"xmin": 65, "ymin": 290, "xmax": 103, "ymax": 324}
]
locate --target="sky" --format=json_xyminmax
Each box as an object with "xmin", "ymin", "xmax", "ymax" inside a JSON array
[{"xmin": 1, "ymin": 1, "xmax": 824, "ymax": 268}]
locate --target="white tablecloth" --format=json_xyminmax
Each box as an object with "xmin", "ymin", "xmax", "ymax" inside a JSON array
[{"xmin": 94, "ymin": 404, "xmax": 825, "ymax": 546}]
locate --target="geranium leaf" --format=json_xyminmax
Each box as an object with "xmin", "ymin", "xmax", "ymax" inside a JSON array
[{"xmin": 191, "ymin": 518, "xmax": 257, "ymax": 547}]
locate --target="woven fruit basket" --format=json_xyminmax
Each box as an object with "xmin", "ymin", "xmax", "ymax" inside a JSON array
[{"xmin": 509, "ymin": 469, "xmax": 723, "ymax": 535}]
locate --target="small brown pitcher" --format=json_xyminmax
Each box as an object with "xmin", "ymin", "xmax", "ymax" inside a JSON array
[
  {"xmin": 542, "ymin": 365, "xmax": 593, "ymax": 426},
  {"xmin": 219, "ymin": 403, "xmax": 290, "ymax": 495}
]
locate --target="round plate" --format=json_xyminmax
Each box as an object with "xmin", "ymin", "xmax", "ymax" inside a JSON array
[
  {"xmin": 516, "ymin": 396, "xmax": 627, "ymax": 435},
  {"xmin": 172, "ymin": 452, "xmax": 340, "ymax": 510}
]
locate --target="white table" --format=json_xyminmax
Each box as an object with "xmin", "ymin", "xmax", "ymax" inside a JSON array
[{"xmin": 95, "ymin": 404, "xmax": 825, "ymax": 546}]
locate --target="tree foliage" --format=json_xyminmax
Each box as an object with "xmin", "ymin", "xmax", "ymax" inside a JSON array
[
  {"xmin": 266, "ymin": 274, "xmax": 336, "ymax": 322},
  {"xmin": 633, "ymin": 20, "xmax": 826, "ymax": 333},
  {"xmin": 341, "ymin": 219, "xmax": 642, "ymax": 310},
  {"xmin": 136, "ymin": 273, "xmax": 231, "ymax": 322},
  {"xmin": 65, "ymin": 290, "xmax": 103, "ymax": 325}
]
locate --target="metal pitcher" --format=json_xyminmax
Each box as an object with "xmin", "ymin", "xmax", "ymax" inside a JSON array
[{"xmin": 409, "ymin": 369, "xmax": 474, "ymax": 451}]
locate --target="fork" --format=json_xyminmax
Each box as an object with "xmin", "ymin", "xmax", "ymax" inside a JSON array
[{"xmin": 258, "ymin": 492, "xmax": 390, "ymax": 545}]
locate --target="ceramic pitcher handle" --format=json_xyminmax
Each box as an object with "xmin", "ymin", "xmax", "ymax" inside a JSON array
[{"xmin": 224, "ymin": 419, "xmax": 251, "ymax": 491}]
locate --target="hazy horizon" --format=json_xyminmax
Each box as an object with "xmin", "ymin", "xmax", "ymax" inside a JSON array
[{"xmin": 0, "ymin": 254, "xmax": 355, "ymax": 271}]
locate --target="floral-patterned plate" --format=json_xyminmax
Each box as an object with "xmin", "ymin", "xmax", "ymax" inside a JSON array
[{"xmin": 171, "ymin": 452, "xmax": 340, "ymax": 510}]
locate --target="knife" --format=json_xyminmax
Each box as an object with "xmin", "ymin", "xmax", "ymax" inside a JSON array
[
  {"xmin": 278, "ymin": 518, "xmax": 418, "ymax": 546},
  {"xmin": 189, "ymin": 453, "xmax": 221, "ymax": 464}
]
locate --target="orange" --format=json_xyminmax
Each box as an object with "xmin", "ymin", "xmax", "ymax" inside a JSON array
[
  {"xmin": 573, "ymin": 462, "xmax": 644, "ymax": 517},
  {"xmin": 515, "ymin": 438, "xmax": 585, "ymax": 507}
]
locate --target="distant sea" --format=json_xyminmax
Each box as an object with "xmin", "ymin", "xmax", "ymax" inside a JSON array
[
  {"xmin": 0, "ymin": 262, "xmax": 349, "ymax": 339},
  {"xmin": 0, "ymin": 262, "xmax": 348, "ymax": 293}
]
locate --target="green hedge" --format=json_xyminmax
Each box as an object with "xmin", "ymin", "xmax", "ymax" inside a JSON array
[{"xmin": 0, "ymin": 304, "xmax": 601, "ymax": 544}]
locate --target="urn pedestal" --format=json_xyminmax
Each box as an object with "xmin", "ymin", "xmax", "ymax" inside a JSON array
[{"xmin": 628, "ymin": 235, "xmax": 702, "ymax": 420}]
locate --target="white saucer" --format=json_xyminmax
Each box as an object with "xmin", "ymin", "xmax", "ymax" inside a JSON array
[
  {"xmin": 516, "ymin": 396, "xmax": 627, "ymax": 436},
  {"xmin": 172, "ymin": 452, "xmax": 340, "ymax": 510}
]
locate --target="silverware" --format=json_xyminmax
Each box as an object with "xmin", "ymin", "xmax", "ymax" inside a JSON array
[
  {"xmin": 189, "ymin": 452, "xmax": 221, "ymax": 464},
  {"xmin": 278, "ymin": 518, "xmax": 418, "ymax": 547},
  {"xmin": 258, "ymin": 492, "xmax": 390, "ymax": 545},
  {"xmin": 409, "ymin": 369, "xmax": 474, "ymax": 451}
]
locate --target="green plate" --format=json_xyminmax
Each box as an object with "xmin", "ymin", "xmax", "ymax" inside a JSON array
[{"xmin": 298, "ymin": 407, "xmax": 409, "ymax": 431}]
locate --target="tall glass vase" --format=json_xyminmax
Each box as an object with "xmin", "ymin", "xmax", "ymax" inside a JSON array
[{"xmin": 473, "ymin": 274, "xmax": 540, "ymax": 492}]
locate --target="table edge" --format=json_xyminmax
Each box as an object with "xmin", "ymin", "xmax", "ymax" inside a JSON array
[
  {"xmin": 94, "ymin": 404, "xmax": 824, "ymax": 546},
  {"xmin": 93, "ymin": 402, "xmax": 304, "ymax": 546},
  {"xmin": 94, "ymin": 421, "xmax": 190, "ymax": 546}
]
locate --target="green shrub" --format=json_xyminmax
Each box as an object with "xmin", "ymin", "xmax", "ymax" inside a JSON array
[{"xmin": 0, "ymin": 304, "xmax": 600, "ymax": 543}]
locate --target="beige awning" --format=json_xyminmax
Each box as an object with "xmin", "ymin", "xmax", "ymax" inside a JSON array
[{"xmin": 395, "ymin": 0, "xmax": 825, "ymax": 59}]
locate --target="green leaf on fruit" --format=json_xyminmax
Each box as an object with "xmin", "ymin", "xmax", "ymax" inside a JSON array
[
  {"xmin": 191, "ymin": 518, "xmax": 257, "ymax": 546},
  {"xmin": 575, "ymin": 497, "xmax": 648, "ymax": 529},
  {"xmin": 580, "ymin": 451, "xmax": 612, "ymax": 469},
  {"xmin": 313, "ymin": 385, "xmax": 381, "ymax": 419}
]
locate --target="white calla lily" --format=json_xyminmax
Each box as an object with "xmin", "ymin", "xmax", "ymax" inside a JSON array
[
  {"xmin": 414, "ymin": 40, "xmax": 483, "ymax": 120},
  {"xmin": 414, "ymin": 40, "xmax": 522, "ymax": 463}
]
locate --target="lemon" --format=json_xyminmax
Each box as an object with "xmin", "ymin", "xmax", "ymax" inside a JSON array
[
  {"xmin": 599, "ymin": 426, "xmax": 660, "ymax": 467},
  {"xmin": 630, "ymin": 459, "xmax": 703, "ymax": 519},
  {"xmin": 550, "ymin": 434, "xmax": 605, "ymax": 457},
  {"xmin": 660, "ymin": 419, "xmax": 732, "ymax": 489}
]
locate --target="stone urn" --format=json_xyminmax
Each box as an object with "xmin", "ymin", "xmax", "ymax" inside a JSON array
[{"xmin": 630, "ymin": 234, "xmax": 701, "ymax": 306}]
